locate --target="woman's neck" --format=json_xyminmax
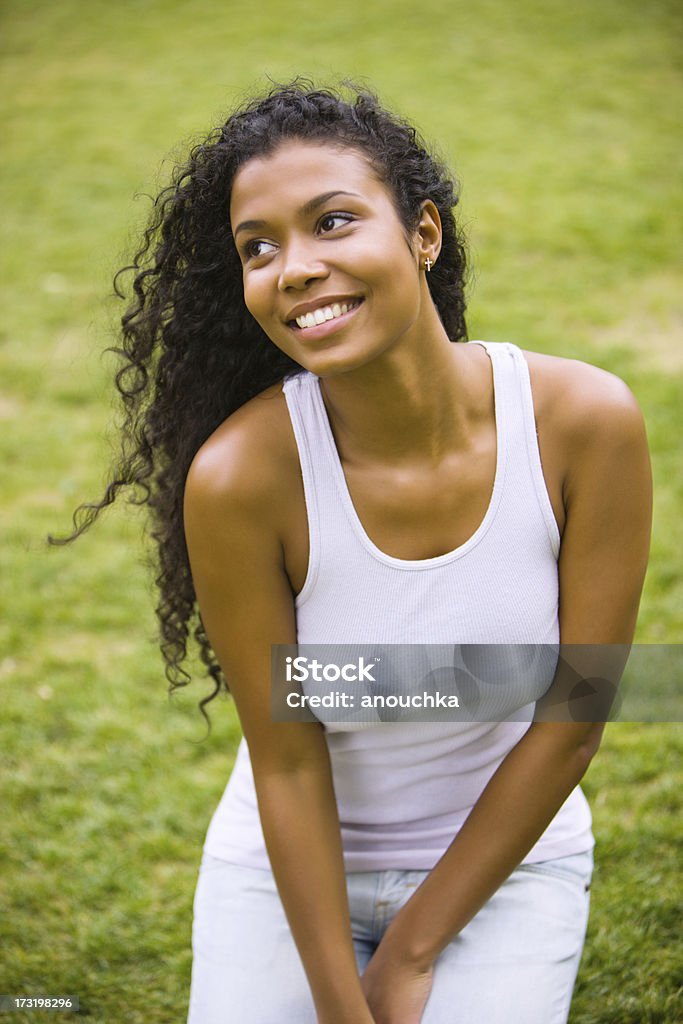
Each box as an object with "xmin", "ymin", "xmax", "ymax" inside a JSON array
[{"xmin": 317, "ymin": 328, "xmax": 490, "ymax": 469}]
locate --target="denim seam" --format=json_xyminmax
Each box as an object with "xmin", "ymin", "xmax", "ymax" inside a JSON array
[{"xmin": 516, "ymin": 863, "xmax": 592, "ymax": 891}]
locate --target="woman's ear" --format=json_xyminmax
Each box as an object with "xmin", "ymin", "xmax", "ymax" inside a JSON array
[{"xmin": 416, "ymin": 200, "xmax": 442, "ymax": 270}]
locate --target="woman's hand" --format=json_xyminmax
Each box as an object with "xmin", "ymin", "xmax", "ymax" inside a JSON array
[{"xmin": 361, "ymin": 943, "xmax": 434, "ymax": 1024}]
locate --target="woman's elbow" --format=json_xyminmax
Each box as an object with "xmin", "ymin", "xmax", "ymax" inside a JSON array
[{"xmin": 578, "ymin": 722, "xmax": 606, "ymax": 764}]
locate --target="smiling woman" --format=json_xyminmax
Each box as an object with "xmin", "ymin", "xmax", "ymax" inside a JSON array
[{"xmin": 52, "ymin": 80, "xmax": 652, "ymax": 1024}]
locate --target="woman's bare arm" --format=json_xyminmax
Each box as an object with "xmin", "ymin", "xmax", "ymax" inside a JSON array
[
  {"xmin": 360, "ymin": 360, "xmax": 653, "ymax": 1016},
  {"xmin": 184, "ymin": 412, "xmax": 375, "ymax": 1024}
]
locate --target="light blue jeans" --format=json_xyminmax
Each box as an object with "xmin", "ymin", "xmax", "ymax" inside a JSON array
[{"xmin": 187, "ymin": 848, "xmax": 593, "ymax": 1023}]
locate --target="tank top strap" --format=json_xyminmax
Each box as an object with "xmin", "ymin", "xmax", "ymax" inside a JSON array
[
  {"xmin": 281, "ymin": 369, "xmax": 357, "ymax": 603},
  {"xmin": 469, "ymin": 340, "xmax": 560, "ymax": 558}
]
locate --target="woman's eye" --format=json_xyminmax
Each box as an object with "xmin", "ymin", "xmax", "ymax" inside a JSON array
[
  {"xmin": 244, "ymin": 239, "xmax": 276, "ymax": 260},
  {"xmin": 319, "ymin": 213, "xmax": 353, "ymax": 233}
]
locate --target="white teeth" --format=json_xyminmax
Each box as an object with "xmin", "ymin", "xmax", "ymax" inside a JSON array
[{"xmin": 295, "ymin": 300, "xmax": 359, "ymax": 329}]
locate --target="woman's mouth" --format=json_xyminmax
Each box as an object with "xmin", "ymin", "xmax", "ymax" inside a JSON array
[{"xmin": 288, "ymin": 296, "xmax": 362, "ymax": 331}]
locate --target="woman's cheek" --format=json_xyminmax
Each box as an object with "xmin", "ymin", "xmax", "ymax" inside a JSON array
[{"xmin": 242, "ymin": 275, "xmax": 270, "ymax": 326}]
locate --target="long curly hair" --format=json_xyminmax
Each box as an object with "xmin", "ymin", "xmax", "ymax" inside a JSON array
[{"xmin": 50, "ymin": 78, "xmax": 470, "ymax": 724}]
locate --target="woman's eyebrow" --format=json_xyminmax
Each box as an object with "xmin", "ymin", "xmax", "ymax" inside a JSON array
[
  {"xmin": 300, "ymin": 189, "xmax": 362, "ymax": 216},
  {"xmin": 233, "ymin": 190, "xmax": 362, "ymax": 238}
]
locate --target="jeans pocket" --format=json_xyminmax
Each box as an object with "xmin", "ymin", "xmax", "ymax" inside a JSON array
[{"xmin": 516, "ymin": 850, "xmax": 593, "ymax": 892}]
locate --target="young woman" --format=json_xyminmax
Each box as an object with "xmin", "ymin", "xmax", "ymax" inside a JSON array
[{"xmin": 60, "ymin": 82, "xmax": 652, "ymax": 1023}]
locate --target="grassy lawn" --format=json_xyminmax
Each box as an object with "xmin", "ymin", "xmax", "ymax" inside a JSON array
[{"xmin": 1, "ymin": 0, "xmax": 681, "ymax": 1021}]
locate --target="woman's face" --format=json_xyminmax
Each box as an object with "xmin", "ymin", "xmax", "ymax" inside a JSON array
[{"xmin": 229, "ymin": 140, "xmax": 438, "ymax": 376}]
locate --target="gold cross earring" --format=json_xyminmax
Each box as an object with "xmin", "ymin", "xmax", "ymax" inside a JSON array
[{"xmin": 424, "ymin": 258, "xmax": 433, "ymax": 272}]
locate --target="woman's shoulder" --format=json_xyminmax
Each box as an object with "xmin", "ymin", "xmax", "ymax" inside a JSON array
[
  {"xmin": 185, "ymin": 380, "xmax": 297, "ymax": 521},
  {"xmin": 520, "ymin": 348, "xmax": 645, "ymax": 444}
]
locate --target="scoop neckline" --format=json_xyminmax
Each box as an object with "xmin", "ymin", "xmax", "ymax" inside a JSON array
[{"xmin": 309, "ymin": 340, "xmax": 507, "ymax": 570}]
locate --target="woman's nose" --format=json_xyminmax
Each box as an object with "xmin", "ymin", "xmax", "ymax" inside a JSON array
[{"xmin": 277, "ymin": 241, "xmax": 329, "ymax": 291}]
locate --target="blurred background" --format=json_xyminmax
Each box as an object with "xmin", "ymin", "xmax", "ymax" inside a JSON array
[{"xmin": 1, "ymin": 1, "xmax": 681, "ymax": 1020}]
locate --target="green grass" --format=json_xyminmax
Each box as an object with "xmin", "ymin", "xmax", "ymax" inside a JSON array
[{"xmin": 1, "ymin": 0, "xmax": 681, "ymax": 1020}]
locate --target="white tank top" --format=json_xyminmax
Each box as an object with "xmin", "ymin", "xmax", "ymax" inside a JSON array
[{"xmin": 203, "ymin": 341, "xmax": 594, "ymax": 870}]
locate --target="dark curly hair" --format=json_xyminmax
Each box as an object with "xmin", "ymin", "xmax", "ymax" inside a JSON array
[{"xmin": 49, "ymin": 78, "xmax": 470, "ymax": 725}]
